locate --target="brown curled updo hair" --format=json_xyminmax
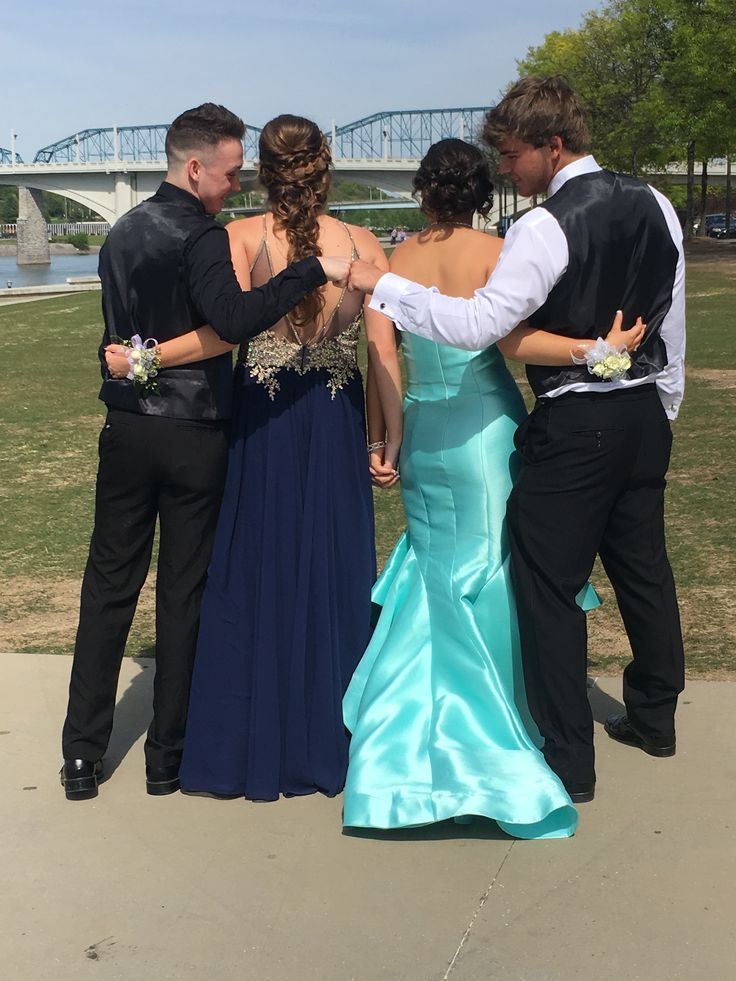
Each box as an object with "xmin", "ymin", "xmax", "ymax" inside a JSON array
[
  {"xmin": 413, "ymin": 139, "xmax": 494, "ymax": 223},
  {"xmin": 258, "ymin": 114, "xmax": 332, "ymax": 327}
]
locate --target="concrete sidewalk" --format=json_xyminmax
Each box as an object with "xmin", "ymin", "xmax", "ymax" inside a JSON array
[{"xmin": 1, "ymin": 651, "xmax": 734, "ymax": 981}]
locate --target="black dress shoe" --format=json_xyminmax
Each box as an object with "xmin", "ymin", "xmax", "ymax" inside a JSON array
[
  {"xmin": 145, "ymin": 763, "xmax": 180, "ymax": 796},
  {"xmin": 60, "ymin": 759, "xmax": 103, "ymax": 801},
  {"xmin": 604, "ymin": 715, "xmax": 676, "ymax": 757},
  {"xmin": 564, "ymin": 781, "xmax": 595, "ymax": 804}
]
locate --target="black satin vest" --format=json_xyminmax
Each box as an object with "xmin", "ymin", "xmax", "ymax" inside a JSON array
[
  {"xmin": 526, "ymin": 170, "xmax": 678, "ymax": 398},
  {"xmin": 97, "ymin": 191, "xmax": 233, "ymax": 420}
]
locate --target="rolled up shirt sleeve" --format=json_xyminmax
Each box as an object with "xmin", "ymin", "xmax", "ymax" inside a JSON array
[
  {"xmin": 369, "ymin": 210, "xmax": 569, "ymax": 350},
  {"xmin": 186, "ymin": 225, "xmax": 327, "ymax": 345}
]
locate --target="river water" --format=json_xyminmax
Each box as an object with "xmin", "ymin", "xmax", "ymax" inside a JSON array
[{"xmin": 0, "ymin": 254, "xmax": 100, "ymax": 288}]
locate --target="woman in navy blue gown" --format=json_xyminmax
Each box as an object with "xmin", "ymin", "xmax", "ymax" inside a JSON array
[{"xmin": 149, "ymin": 116, "xmax": 402, "ymax": 800}]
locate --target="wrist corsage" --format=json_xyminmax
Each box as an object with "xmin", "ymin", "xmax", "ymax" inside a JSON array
[
  {"xmin": 114, "ymin": 334, "xmax": 162, "ymax": 396},
  {"xmin": 572, "ymin": 338, "xmax": 631, "ymax": 382}
]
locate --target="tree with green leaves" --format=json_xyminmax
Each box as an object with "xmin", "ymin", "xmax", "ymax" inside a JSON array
[
  {"xmin": 517, "ymin": 0, "xmax": 736, "ymax": 236},
  {"xmin": 519, "ymin": 0, "xmax": 677, "ymax": 175},
  {"xmin": 659, "ymin": 0, "xmax": 736, "ymax": 234},
  {"xmin": 0, "ymin": 187, "xmax": 17, "ymax": 226}
]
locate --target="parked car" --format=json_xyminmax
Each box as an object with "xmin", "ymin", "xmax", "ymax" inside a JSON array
[
  {"xmin": 704, "ymin": 213, "xmax": 726, "ymax": 232},
  {"xmin": 706, "ymin": 215, "xmax": 736, "ymax": 238}
]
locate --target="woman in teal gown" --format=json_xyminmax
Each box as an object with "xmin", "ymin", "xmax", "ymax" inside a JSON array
[{"xmin": 343, "ymin": 140, "xmax": 605, "ymax": 838}]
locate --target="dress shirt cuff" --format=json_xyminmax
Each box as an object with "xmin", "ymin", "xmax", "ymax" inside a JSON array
[
  {"xmin": 294, "ymin": 255, "xmax": 327, "ymax": 290},
  {"xmin": 369, "ymin": 272, "xmax": 418, "ymax": 329},
  {"xmin": 660, "ymin": 393, "xmax": 682, "ymax": 421}
]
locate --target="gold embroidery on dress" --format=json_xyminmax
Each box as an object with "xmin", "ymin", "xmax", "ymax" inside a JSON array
[
  {"xmin": 238, "ymin": 216, "xmax": 363, "ymax": 401},
  {"xmin": 240, "ymin": 315, "xmax": 361, "ymax": 400}
]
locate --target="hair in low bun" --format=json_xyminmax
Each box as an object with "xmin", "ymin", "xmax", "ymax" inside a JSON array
[
  {"xmin": 258, "ymin": 115, "xmax": 333, "ymax": 327},
  {"xmin": 413, "ymin": 138, "xmax": 494, "ymax": 223}
]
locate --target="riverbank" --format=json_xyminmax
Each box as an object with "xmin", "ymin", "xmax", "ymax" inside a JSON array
[{"xmin": 0, "ymin": 279, "xmax": 101, "ymax": 306}]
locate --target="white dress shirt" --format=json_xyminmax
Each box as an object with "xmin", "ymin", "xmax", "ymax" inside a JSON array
[{"xmin": 370, "ymin": 155, "xmax": 686, "ymax": 419}]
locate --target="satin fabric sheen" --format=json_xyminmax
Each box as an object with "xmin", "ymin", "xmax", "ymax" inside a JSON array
[{"xmin": 344, "ymin": 336, "xmax": 596, "ymax": 838}]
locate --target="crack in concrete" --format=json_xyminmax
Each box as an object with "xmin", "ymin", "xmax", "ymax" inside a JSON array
[{"xmin": 441, "ymin": 842, "xmax": 516, "ymax": 980}]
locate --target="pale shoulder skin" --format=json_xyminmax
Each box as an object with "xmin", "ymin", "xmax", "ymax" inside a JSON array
[{"xmin": 389, "ymin": 225, "xmax": 501, "ymax": 295}]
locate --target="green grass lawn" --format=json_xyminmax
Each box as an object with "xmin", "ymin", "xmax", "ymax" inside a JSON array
[{"xmin": 1, "ymin": 246, "xmax": 734, "ymax": 674}]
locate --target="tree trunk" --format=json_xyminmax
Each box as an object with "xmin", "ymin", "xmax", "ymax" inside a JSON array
[
  {"xmin": 685, "ymin": 140, "xmax": 696, "ymax": 239},
  {"xmin": 726, "ymin": 155, "xmax": 732, "ymax": 234},
  {"xmin": 697, "ymin": 159, "xmax": 708, "ymax": 235}
]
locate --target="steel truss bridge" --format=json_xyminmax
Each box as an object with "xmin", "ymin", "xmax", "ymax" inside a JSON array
[{"xmin": 26, "ymin": 108, "xmax": 490, "ymax": 164}]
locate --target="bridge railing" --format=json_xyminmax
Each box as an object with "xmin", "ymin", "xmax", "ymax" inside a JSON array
[{"xmin": 1, "ymin": 221, "xmax": 112, "ymax": 237}]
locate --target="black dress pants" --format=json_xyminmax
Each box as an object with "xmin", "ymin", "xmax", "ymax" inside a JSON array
[
  {"xmin": 62, "ymin": 409, "xmax": 229, "ymax": 768},
  {"xmin": 507, "ymin": 384, "xmax": 684, "ymax": 788}
]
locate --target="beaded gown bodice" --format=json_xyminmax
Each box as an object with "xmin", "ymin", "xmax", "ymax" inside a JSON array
[{"xmin": 239, "ymin": 219, "xmax": 363, "ymax": 399}]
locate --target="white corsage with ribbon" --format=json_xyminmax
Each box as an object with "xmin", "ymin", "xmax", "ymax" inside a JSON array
[
  {"xmin": 115, "ymin": 334, "xmax": 162, "ymax": 396},
  {"xmin": 572, "ymin": 338, "xmax": 632, "ymax": 382}
]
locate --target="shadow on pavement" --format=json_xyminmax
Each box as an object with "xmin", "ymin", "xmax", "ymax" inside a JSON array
[
  {"xmin": 588, "ymin": 677, "xmax": 625, "ymax": 723},
  {"xmin": 343, "ymin": 818, "xmax": 513, "ymax": 842},
  {"xmin": 103, "ymin": 657, "xmax": 154, "ymax": 777}
]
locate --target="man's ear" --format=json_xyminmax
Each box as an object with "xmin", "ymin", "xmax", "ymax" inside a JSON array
[
  {"xmin": 549, "ymin": 135, "xmax": 563, "ymax": 162},
  {"xmin": 185, "ymin": 156, "xmax": 202, "ymax": 187}
]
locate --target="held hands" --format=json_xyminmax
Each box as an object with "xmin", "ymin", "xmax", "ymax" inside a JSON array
[
  {"xmin": 369, "ymin": 439, "xmax": 401, "ymax": 489},
  {"xmin": 105, "ymin": 344, "xmax": 132, "ymax": 378},
  {"xmin": 348, "ymin": 259, "xmax": 383, "ymax": 294}
]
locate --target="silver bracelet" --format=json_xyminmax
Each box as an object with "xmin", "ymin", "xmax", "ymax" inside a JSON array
[{"xmin": 367, "ymin": 440, "xmax": 386, "ymax": 452}]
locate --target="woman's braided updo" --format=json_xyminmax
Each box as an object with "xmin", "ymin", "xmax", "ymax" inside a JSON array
[
  {"xmin": 258, "ymin": 115, "xmax": 332, "ymax": 328},
  {"xmin": 413, "ymin": 138, "xmax": 494, "ymax": 223}
]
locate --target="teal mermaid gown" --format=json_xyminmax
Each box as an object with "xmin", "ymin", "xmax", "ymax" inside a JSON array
[{"xmin": 343, "ymin": 335, "xmax": 597, "ymax": 839}]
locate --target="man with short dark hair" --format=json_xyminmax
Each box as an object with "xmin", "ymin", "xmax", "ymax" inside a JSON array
[
  {"xmin": 349, "ymin": 75, "xmax": 686, "ymax": 804},
  {"xmin": 61, "ymin": 103, "xmax": 349, "ymax": 800}
]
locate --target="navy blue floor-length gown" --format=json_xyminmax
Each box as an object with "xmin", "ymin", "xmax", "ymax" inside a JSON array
[{"xmin": 179, "ymin": 228, "xmax": 374, "ymax": 800}]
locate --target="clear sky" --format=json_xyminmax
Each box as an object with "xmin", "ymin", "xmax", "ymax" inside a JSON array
[{"xmin": 3, "ymin": 0, "xmax": 601, "ymax": 158}]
